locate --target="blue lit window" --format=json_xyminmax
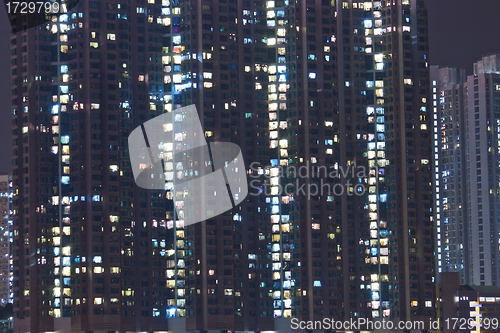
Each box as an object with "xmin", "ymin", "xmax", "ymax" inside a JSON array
[
  {"xmin": 62, "ymin": 257, "xmax": 71, "ymax": 266},
  {"xmin": 61, "ymin": 176, "xmax": 70, "ymax": 185},
  {"xmin": 167, "ymin": 308, "xmax": 176, "ymax": 318},
  {"xmin": 308, "ymin": 72, "xmax": 316, "ymax": 79}
]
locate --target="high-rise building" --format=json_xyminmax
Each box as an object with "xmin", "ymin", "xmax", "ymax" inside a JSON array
[
  {"xmin": 465, "ymin": 55, "xmax": 500, "ymax": 286},
  {"xmin": 11, "ymin": 0, "xmax": 434, "ymax": 332},
  {"xmin": 0, "ymin": 175, "xmax": 12, "ymax": 306},
  {"xmin": 178, "ymin": 1, "xmax": 434, "ymax": 331},
  {"xmin": 430, "ymin": 66, "xmax": 468, "ymax": 283},
  {"xmin": 10, "ymin": 0, "xmax": 177, "ymax": 332},
  {"xmin": 432, "ymin": 55, "xmax": 500, "ymax": 287}
]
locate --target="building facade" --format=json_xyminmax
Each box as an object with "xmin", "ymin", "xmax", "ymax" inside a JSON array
[
  {"xmin": 179, "ymin": 0, "xmax": 434, "ymax": 330},
  {"xmin": 432, "ymin": 55, "xmax": 500, "ymax": 287},
  {"xmin": 0, "ymin": 175, "xmax": 12, "ymax": 306},
  {"xmin": 10, "ymin": 0, "xmax": 434, "ymax": 332},
  {"xmin": 430, "ymin": 66, "xmax": 468, "ymax": 283},
  {"xmin": 10, "ymin": 0, "xmax": 176, "ymax": 331},
  {"xmin": 438, "ymin": 272, "xmax": 500, "ymax": 333}
]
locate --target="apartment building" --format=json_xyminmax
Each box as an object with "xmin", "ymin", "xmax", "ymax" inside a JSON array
[
  {"xmin": 10, "ymin": 0, "xmax": 434, "ymax": 332},
  {"xmin": 432, "ymin": 54, "xmax": 500, "ymax": 287}
]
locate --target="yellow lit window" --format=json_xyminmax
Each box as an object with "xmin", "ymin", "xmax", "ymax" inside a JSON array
[{"xmin": 173, "ymin": 75, "xmax": 182, "ymax": 83}]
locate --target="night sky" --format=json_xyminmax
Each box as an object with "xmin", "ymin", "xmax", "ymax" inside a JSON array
[{"xmin": 0, "ymin": 0, "xmax": 498, "ymax": 174}]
